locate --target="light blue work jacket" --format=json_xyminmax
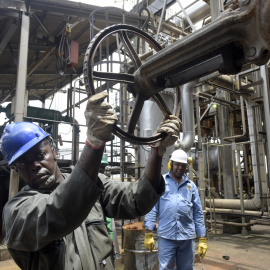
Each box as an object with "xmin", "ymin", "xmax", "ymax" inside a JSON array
[{"xmin": 144, "ymin": 172, "xmax": 206, "ymax": 240}]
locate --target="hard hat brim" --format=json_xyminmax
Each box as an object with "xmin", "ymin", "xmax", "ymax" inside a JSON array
[{"xmin": 8, "ymin": 134, "xmax": 49, "ymax": 165}]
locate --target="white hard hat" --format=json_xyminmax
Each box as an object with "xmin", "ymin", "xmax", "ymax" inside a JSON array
[{"xmin": 170, "ymin": 149, "xmax": 188, "ymax": 164}]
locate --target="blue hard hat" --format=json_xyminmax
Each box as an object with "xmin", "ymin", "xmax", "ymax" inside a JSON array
[{"xmin": 0, "ymin": 122, "xmax": 50, "ymax": 165}]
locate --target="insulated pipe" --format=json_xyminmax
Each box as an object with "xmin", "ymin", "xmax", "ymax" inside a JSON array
[
  {"xmin": 180, "ymin": 0, "xmax": 210, "ymax": 25},
  {"xmin": 176, "ymin": 81, "xmax": 197, "ymax": 152},
  {"xmin": 205, "ymin": 207, "xmax": 262, "ymax": 217},
  {"xmin": 206, "ymin": 197, "xmax": 260, "ymax": 211}
]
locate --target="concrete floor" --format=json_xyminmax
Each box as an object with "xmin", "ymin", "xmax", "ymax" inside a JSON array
[
  {"xmin": 1, "ymin": 223, "xmax": 270, "ymax": 269},
  {"xmin": 193, "ymin": 224, "xmax": 270, "ymax": 270}
]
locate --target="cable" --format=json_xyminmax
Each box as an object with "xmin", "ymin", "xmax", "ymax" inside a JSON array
[{"xmin": 56, "ymin": 28, "xmax": 72, "ymax": 72}]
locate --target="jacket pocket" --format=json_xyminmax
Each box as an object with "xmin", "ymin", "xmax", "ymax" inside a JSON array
[{"xmin": 85, "ymin": 219, "xmax": 114, "ymax": 267}]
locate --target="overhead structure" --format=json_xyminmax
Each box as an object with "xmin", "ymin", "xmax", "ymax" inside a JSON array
[{"xmin": 0, "ymin": 0, "xmax": 270, "ymax": 245}]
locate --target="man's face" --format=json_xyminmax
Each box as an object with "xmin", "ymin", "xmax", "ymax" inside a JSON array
[
  {"xmin": 171, "ymin": 161, "xmax": 187, "ymax": 180},
  {"xmin": 13, "ymin": 140, "xmax": 57, "ymax": 189}
]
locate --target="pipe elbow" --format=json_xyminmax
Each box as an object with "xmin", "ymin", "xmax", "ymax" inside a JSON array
[{"xmin": 175, "ymin": 131, "xmax": 195, "ymax": 152}]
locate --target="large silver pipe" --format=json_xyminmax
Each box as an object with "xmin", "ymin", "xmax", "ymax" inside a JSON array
[
  {"xmin": 176, "ymin": 81, "xmax": 196, "ymax": 152},
  {"xmin": 139, "ymin": 90, "xmax": 175, "ymax": 175},
  {"xmin": 206, "ymin": 198, "xmax": 260, "ymax": 211},
  {"xmin": 180, "ymin": 0, "xmax": 210, "ymax": 25}
]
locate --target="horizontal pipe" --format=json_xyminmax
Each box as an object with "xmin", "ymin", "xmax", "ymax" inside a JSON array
[
  {"xmin": 206, "ymin": 219, "xmax": 270, "ymax": 227},
  {"xmin": 206, "ymin": 198, "xmax": 261, "ymax": 211},
  {"xmin": 206, "ymin": 207, "xmax": 262, "ymax": 217},
  {"xmin": 206, "ymin": 219, "xmax": 252, "ymax": 227}
]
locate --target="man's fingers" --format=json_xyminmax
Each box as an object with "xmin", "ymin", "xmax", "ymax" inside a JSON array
[
  {"xmin": 88, "ymin": 91, "xmax": 108, "ymax": 105},
  {"xmin": 86, "ymin": 108, "xmax": 115, "ymax": 115},
  {"xmin": 157, "ymin": 124, "xmax": 180, "ymax": 135},
  {"xmin": 199, "ymin": 250, "xmax": 206, "ymax": 259},
  {"xmin": 161, "ymin": 118, "xmax": 181, "ymax": 128},
  {"xmin": 98, "ymin": 119, "xmax": 118, "ymax": 125},
  {"xmin": 158, "ymin": 116, "xmax": 181, "ymax": 132}
]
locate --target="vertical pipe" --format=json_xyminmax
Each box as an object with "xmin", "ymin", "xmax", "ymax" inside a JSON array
[
  {"xmin": 180, "ymin": 81, "xmax": 196, "ymax": 152},
  {"xmin": 72, "ymin": 80, "xmax": 78, "ymax": 165},
  {"xmin": 243, "ymin": 145, "xmax": 251, "ymax": 194},
  {"xmin": 14, "ymin": 12, "xmax": 29, "ymax": 122},
  {"xmin": 195, "ymin": 90, "xmax": 205, "ymax": 209},
  {"xmin": 207, "ymin": 142, "xmax": 216, "ymax": 234},
  {"xmin": 9, "ymin": 12, "xmax": 30, "ymax": 199},
  {"xmin": 235, "ymin": 145, "xmax": 248, "ymax": 236},
  {"xmin": 189, "ymin": 150, "xmax": 193, "ymax": 181},
  {"xmin": 252, "ymin": 105, "xmax": 264, "ymax": 212},
  {"xmin": 106, "ymin": 10, "xmax": 109, "ymax": 93},
  {"xmin": 119, "ymin": 82, "xmax": 125, "ymax": 247},
  {"xmin": 210, "ymin": 0, "xmax": 221, "ymax": 21},
  {"xmin": 217, "ymin": 88, "xmax": 235, "ymax": 199},
  {"xmin": 204, "ymin": 143, "xmax": 213, "ymax": 231},
  {"xmin": 214, "ymin": 115, "xmax": 222, "ymax": 193},
  {"xmin": 246, "ymin": 100, "xmax": 262, "ymax": 210},
  {"xmin": 260, "ymin": 65, "xmax": 270, "ymax": 185},
  {"xmin": 157, "ymin": 0, "xmax": 167, "ymax": 36},
  {"xmin": 232, "ymin": 148, "xmax": 238, "ymax": 196}
]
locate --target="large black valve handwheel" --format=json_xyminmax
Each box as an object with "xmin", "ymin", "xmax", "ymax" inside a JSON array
[{"xmin": 83, "ymin": 24, "xmax": 175, "ymax": 145}]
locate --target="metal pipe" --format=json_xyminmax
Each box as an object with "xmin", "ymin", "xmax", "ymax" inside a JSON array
[
  {"xmin": 176, "ymin": 80, "xmax": 197, "ymax": 152},
  {"xmin": 150, "ymin": 21, "xmax": 188, "ymax": 36},
  {"xmin": 14, "ymin": 12, "xmax": 29, "ymax": 122},
  {"xmin": 9, "ymin": 12, "xmax": 30, "ymax": 199},
  {"xmin": 180, "ymin": 0, "xmax": 210, "ymax": 25},
  {"xmin": 251, "ymin": 104, "xmax": 265, "ymax": 213},
  {"xmin": 156, "ymin": 0, "xmax": 167, "ymax": 36},
  {"xmin": 166, "ymin": 0, "xmax": 199, "ymax": 22},
  {"xmin": 206, "ymin": 219, "xmax": 270, "ymax": 227},
  {"xmin": 199, "ymin": 92, "xmax": 240, "ymax": 108},
  {"xmin": 223, "ymin": 96, "xmax": 247, "ymax": 141},
  {"xmin": 205, "ymin": 207, "xmax": 262, "ymax": 217},
  {"xmin": 176, "ymin": 0, "xmax": 196, "ymax": 31},
  {"xmin": 194, "ymin": 101, "xmax": 213, "ymax": 129},
  {"xmin": 205, "ymin": 197, "xmax": 261, "ymax": 211},
  {"xmin": 260, "ymin": 64, "xmax": 270, "ymax": 184},
  {"xmin": 195, "ymin": 89, "xmax": 206, "ymax": 212},
  {"xmin": 236, "ymin": 145, "xmax": 248, "ymax": 235},
  {"xmin": 232, "ymin": 146, "xmax": 238, "ymax": 198}
]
